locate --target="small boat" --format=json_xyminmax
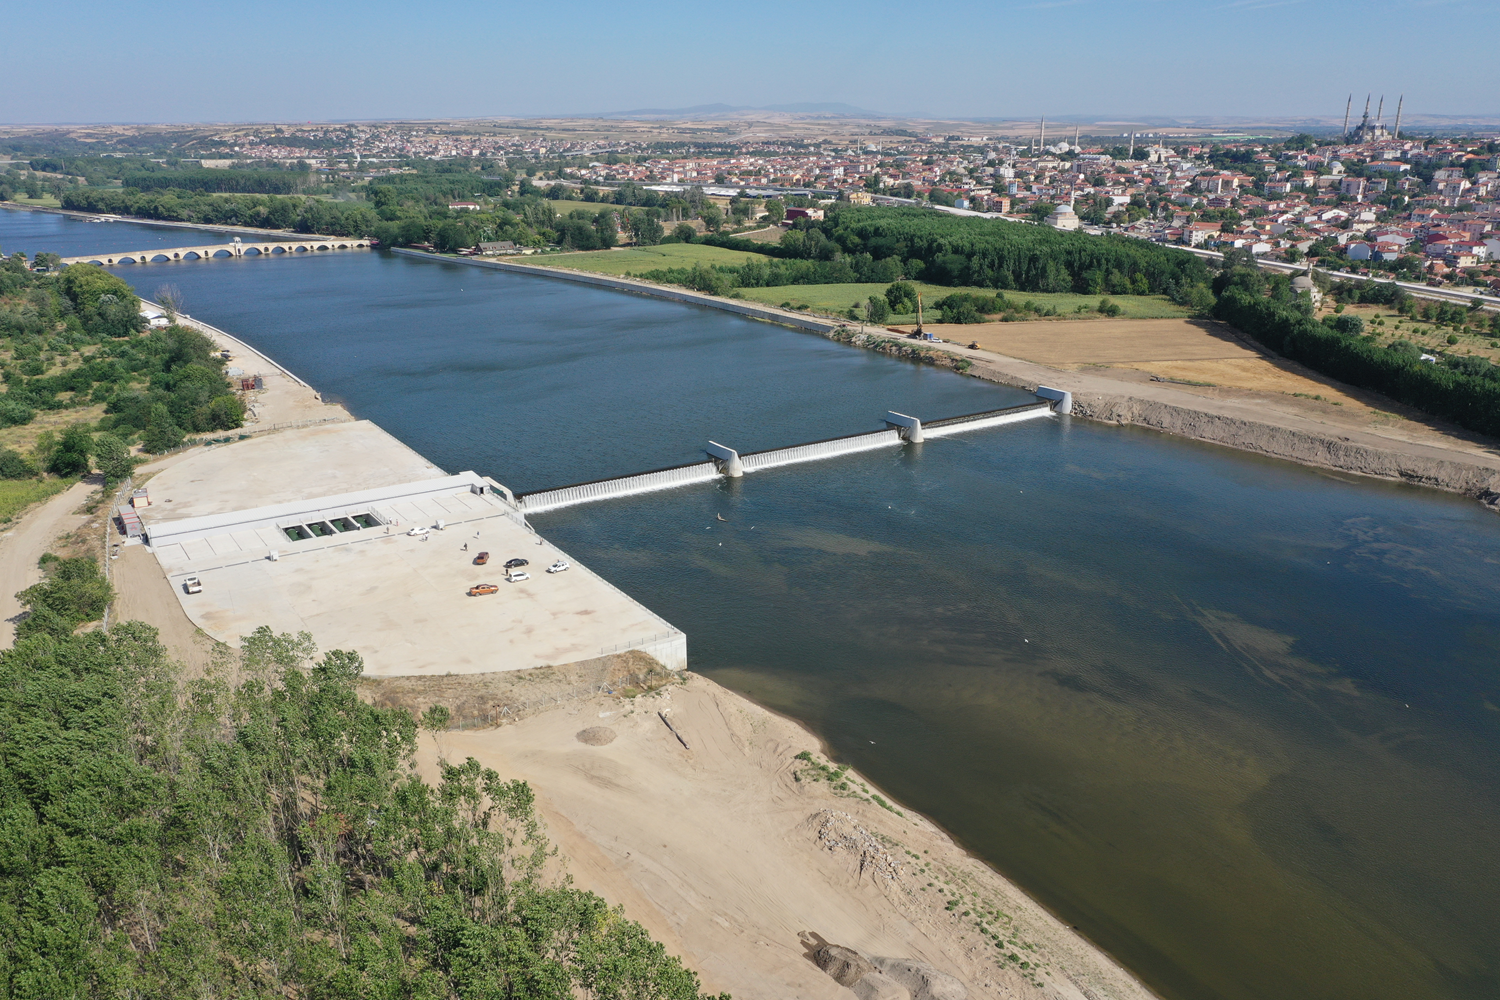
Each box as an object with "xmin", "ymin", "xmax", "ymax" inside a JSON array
[{"xmin": 716, "ymin": 514, "xmax": 728, "ymax": 522}]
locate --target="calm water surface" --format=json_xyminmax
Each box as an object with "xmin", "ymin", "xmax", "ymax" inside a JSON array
[{"xmin": 12, "ymin": 209, "xmax": 1500, "ymax": 1000}]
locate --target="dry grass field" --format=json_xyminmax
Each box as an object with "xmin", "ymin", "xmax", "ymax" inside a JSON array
[{"xmin": 904, "ymin": 317, "xmax": 1372, "ymax": 405}]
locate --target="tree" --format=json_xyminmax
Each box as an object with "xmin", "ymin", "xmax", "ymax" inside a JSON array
[
  {"xmin": 865, "ymin": 295, "xmax": 891, "ymax": 324},
  {"xmin": 47, "ymin": 425, "xmax": 93, "ymax": 477},
  {"xmin": 630, "ymin": 211, "xmax": 664, "ymax": 247},
  {"xmin": 141, "ymin": 403, "xmax": 184, "ymax": 454},
  {"xmin": 154, "ymin": 283, "xmax": 184, "ymax": 321},
  {"xmin": 92, "ymin": 433, "xmax": 134, "ymax": 486},
  {"xmin": 699, "ymin": 204, "xmax": 724, "ymax": 233},
  {"xmin": 672, "ymin": 223, "xmax": 697, "ymax": 243},
  {"xmin": 764, "ymin": 199, "xmax": 786, "ymax": 225},
  {"xmin": 0, "ymin": 448, "xmax": 36, "ymax": 479},
  {"xmin": 885, "ymin": 281, "xmax": 919, "ymax": 314},
  {"xmin": 592, "ymin": 209, "xmax": 618, "ymax": 249}
]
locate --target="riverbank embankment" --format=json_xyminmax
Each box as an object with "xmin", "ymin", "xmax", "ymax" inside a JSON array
[{"xmin": 397, "ymin": 248, "xmax": 1500, "ymax": 512}]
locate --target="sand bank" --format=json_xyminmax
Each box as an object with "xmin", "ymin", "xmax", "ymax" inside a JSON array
[{"xmin": 416, "ymin": 672, "xmax": 1158, "ymax": 1000}]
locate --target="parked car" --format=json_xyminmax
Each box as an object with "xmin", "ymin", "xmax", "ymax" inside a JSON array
[
  {"xmin": 407, "ymin": 526, "xmax": 430, "ymax": 537},
  {"xmin": 546, "ymin": 560, "xmax": 570, "ymax": 574},
  {"xmin": 183, "ymin": 576, "xmax": 203, "ymax": 594},
  {"xmin": 474, "ymin": 551, "xmax": 490, "ymax": 565},
  {"xmin": 506, "ymin": 571, "xmax": 531, "ymax": 583},
  {"xmin": 468, "ymin": 583, "xmax": 499, "ymax": 597},
  {"xmin": 504, "ymin": 557, "xmax": 529, "ymax": 569}
]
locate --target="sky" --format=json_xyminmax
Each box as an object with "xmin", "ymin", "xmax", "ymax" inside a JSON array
[{"xmin": 3, "ymin": 0, "xmax": 1497, "ymax": 125}]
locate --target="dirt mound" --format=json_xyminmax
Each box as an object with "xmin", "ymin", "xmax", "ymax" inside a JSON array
[{"xmin": 576, "ymin": 726, "xmax": 617, "ymax": 746}]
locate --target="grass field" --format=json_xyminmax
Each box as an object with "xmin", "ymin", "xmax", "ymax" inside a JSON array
[
  {"xmin": 531, "ymin": 249, "xmax": 1188, "ymax": 320},
  {"xmin": 0, "ymin": 478, "xmax": 76, "ymax": 524},
  {"xmin": 530, "ymin": 243, "xmax": 772, "ymax": 274},
  {"xmin": 5, "ymin": 196, "xmax": 63, "ymax": 208},
  {"xmin": 733, "ymin": 282, "xmax": 1191, "ymax": 321}
]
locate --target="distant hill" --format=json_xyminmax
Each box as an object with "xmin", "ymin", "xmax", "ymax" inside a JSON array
[{"xmin": 572, "ymin": 102, "xmax": 890, "ymax": 120}]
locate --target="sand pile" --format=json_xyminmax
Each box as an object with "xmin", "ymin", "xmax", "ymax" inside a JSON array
[{"xmin": 576, "ymin": 726, "xmax": 617, "ymax": 746}]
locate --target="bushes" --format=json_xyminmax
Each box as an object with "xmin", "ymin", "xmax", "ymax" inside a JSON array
[
  {"xmin": 13, "ymin": 555, "xmax": 113, "ymax": 640},
  {"xmin": 0, "ymin": 396, "xmax": 35, "ymax": 427},
  {"xmin": 1215, "ymin": 288, "xmax": 1500, "ymax": 438},
  {"xmin": 0, "ymin": 448, "xmax": 36, "ymax": 479}
]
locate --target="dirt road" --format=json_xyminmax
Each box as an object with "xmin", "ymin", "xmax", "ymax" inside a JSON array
[{"xmin": 0, "ymin": 480, "xmax": 96, "ymax": 647}]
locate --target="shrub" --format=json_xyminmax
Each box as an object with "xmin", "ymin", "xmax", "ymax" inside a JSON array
[
  {"xmin": 1447, "ymin": 334, "xmax": 1460, "ymax": 345},
  {"xmin": 0, "ymin": 396, "xmax": 35, "ymax": 427},
  {"xmin": 885, "ymin": 280, "xmax": 919, "ymax": 314},
  {"xmin": 1098, "ymin": 297, "xmax": 1122, "ymax": 317},
  {"xmin": 1332, "ymin": 313, "xmax": 1365, "ymax": 335},
  {"xmin": 866, "ymin": 295, "xmax": 891, "ymax": 324},
  {"xmin": 0, "ymin": 448, "xmax": 36, "ymax": 479}
]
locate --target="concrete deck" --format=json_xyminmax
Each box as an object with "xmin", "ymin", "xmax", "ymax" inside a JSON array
[
  {"xmin": 133, "ymin": 422, "xmax": 685, "ymax": 677},
  {"xmin": 141, "ymin": 421, "xmax": 446, "ymax": 520}
]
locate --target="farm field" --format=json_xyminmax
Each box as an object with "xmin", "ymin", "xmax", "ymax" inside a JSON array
[
  {"xmin": 733, "ymin": 282, "xmax": 1191, "ymax": 321},
  {"xmin": 530, "ymin": 242, "xmax": 772, "ymax": 274}
]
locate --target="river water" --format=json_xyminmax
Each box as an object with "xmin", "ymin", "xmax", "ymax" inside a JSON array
[{"xmin": 9, "ymin": 208, "xmax": 1500, "ymax": 1000}]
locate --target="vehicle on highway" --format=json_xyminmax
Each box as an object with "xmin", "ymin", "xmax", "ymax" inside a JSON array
[
  {"xmin": 183, "ymin": 576, "xmax": 203, "ymax": 594},
  {"xmin": 474, "ymin": 551, "xmax": 489, "ymax": 565},
  {"xmin": 468, "ymin": 583, "xmax": 499, "ymax": 597},
  {"xmin": 407, "ymin": 526, "xmax": 430, "ymax": 537},
  {"xmin": 547, "ymin": 560, "xmax": 570, "ymax": 574},
  {"xmin": 506, "ymin": 571, "xmax": 531, "ymax": 583}
]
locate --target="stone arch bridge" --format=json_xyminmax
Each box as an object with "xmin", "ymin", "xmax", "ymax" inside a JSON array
[{"xmin": 61, "ymin": 238, "xmax": 370, "ymax": 267}]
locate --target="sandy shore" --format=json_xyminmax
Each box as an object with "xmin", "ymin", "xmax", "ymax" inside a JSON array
[{"xmin": 415, "ymin": 673, "xmax": 1158, "ymax": 1000}]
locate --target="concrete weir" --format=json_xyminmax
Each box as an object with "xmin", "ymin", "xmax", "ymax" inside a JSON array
[{"xmin": 518, "ymin": 399, "xmax": 1059, "ymax": 515}]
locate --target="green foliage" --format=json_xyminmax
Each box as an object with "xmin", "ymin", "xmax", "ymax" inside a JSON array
[
  {"xmin": 0, "ymin": 623, "xmax": 726, "ymax": 999},
  {"xmin": 1215, "ymin": 289, "xmax": 1500, "ymax": 439},
  {"xmin": 57, "ymin": 264, "xmax": 145, "ymax": 339},
  {"xmin": 672, "ymin": 223, "xmax": 697, "ymax": 244},
  {"xmin": 1097, "ymin": 297, "xmax": 1122, "ymax": 317},
  {"xmin": 13, "ymin": 554, "xmax": 113, "ymax": 639},
  {"xmin": 885, "ymin": 281, "xmax": 919, "ymax": 314},
  {"xmin": 91, "ymin": 433, "xmax": 134, "ymax": 486},
  {"xmin": 45, "ymin": 424, "xmax": 93, "ymax": 477},
  {"xmin": 0, "ymin": 448, "xmax": 36, "ymax": 479},
  {"xmin": 122, "ymin": 168, "xmax": 310, "ymax": 195},
  {"xmin": 0, "ymin": 397, "xmax": 35, "ymax": 427},
  {"xmin": 865, "ymin": 295, "xmax": 891, "ymax": 324}
]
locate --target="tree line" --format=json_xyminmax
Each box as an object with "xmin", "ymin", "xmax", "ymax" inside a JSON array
[
  {"xmin": 0, "ymin": 558, "xmax": 727, "ymax": 999},
  {"xmin": 1213, "ymin": 260, "xmax": 1500, "ymax": 439},
  {"xmin": 0, "ymin": 258, "xmax": 243, "ymax": 484}
]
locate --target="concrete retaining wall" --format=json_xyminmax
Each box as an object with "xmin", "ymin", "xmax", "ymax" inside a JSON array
[
  {"xmin": 390, "ymin": 248, "xmax": 841, "ymax": 333},
  {"xmin": 519, "ymin": 461, "xmax": 719, "ymax": 514}
]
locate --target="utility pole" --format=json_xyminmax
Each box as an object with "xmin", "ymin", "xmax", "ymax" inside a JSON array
[{"xmin": 1342, "ymin": 94, "xmax": 1352, "ymax": 140}]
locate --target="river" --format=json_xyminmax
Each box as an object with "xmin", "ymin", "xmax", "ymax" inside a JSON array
[{"xmin": 8, "ymin": 207, "xmax": 1500, "ymax": 1000}]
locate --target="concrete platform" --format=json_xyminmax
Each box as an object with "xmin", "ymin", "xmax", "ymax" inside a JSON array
[
  {"xmin": 133, "ymin": 423, "xmax": 685, "ymax": 677},
  {"xmin": 141, "ymin": 420, "xmax": 448, "ymax": 521}
]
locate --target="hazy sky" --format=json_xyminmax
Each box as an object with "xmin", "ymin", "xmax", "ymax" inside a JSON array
[{"xmin": 4, "ymin": 0, "xmax": 1496, "ymax": 125}]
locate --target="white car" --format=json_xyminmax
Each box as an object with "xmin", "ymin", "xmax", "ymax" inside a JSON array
[
  {"xmin": 506, "ymin": 571, "xmax": 531, "ymax": 583},
  {"xmin": 183, "ymin": 576, "xmax": 203, "ymax": 594},
  {"xmin": 546, "ymin": 560, "xmax": 571, "ymax": 574},
  {"xmin": 407, "ymin": 526, "xmax": 430, "ymax": 537}
]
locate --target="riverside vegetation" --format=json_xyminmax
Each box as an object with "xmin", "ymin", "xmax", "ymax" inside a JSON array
[
  {"xmin": 0, "ymin": 256, "xmax": 244, "ymax": 489},
  {"xmin": 0, "ymin": 556, "xmax": 728, "ymax": 999}
]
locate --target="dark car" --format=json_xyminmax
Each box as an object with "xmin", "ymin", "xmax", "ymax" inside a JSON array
[{"xmin": 504, "ymin": 558, "xmax": 529, "ymax": 570}]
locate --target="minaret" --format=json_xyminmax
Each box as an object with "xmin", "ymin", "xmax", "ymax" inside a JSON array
[
  {"xmin": 1040, "ymin": 117, "xmax": 1046, "ymax": 152},
  {"xmin": 1129, "ymin": 131, "xmax": 1136, "ymax": 159},
  {"xmin": 1375, "ymin": 95, "xmax": 1384, "ymax": 125},
  {"xmin": 1073, "ymin": 124, "xmax": 1079, "ymax": 149},
  {"xmin": 1393, "ymin": 95, "xmax": 1403, "ymax": 140},
  {"xmin": 1342, "ymin": 94, "xmax": 1352, "ymax": 140},
  {"xmin": 1362, "ymin": 94, "xmax": 1371, "ymax": 127}
]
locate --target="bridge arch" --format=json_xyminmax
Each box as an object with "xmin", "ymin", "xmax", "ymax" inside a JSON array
[
  {"xmin": 150, "ymin": 254, "xmax": 171, "ymax": 262},
  {"xmin": 182, "ymin": 252, "xmax": 202, "ymax": 260}
]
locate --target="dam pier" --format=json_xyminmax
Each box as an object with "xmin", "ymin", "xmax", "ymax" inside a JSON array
[{"xmin": 123, "ymin": 394, "xmax": 1068, "ymax": 678}]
